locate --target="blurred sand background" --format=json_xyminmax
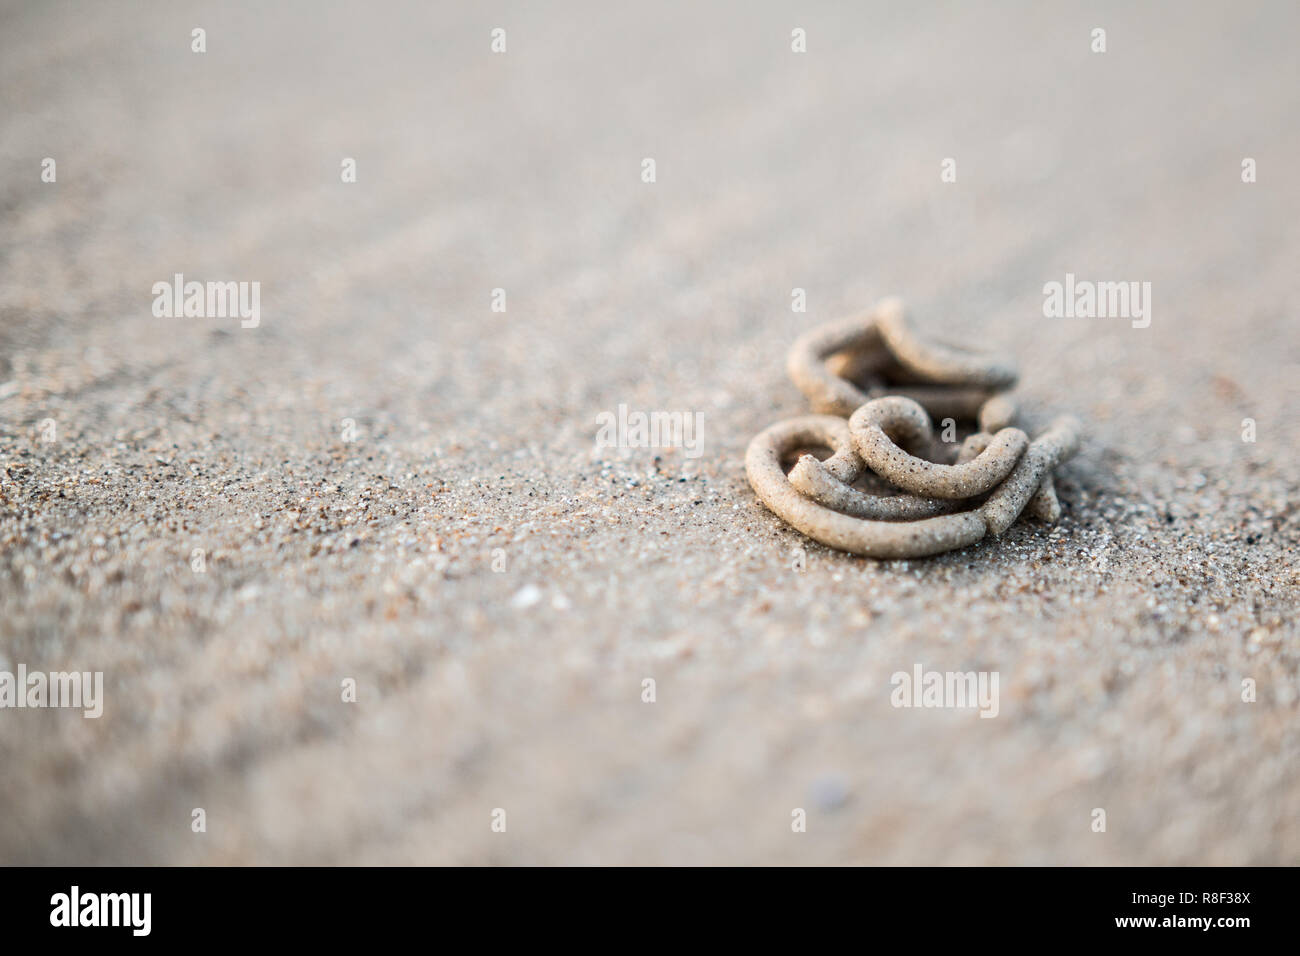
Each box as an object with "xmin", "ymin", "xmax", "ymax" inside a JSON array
[{"xmin": 1, "ymin": 0, "xmax": 1298, "ymax": 864}]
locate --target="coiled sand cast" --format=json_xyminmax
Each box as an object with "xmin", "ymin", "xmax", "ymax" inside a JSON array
[{"xmin": 746, "ymin": 298, "xmax": 1081, "ymax": 558}]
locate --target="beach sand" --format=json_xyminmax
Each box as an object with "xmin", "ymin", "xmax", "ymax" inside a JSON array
[{"xmin": 1, "ymin": 0, "xmax": 1297, "ymax": 864}]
